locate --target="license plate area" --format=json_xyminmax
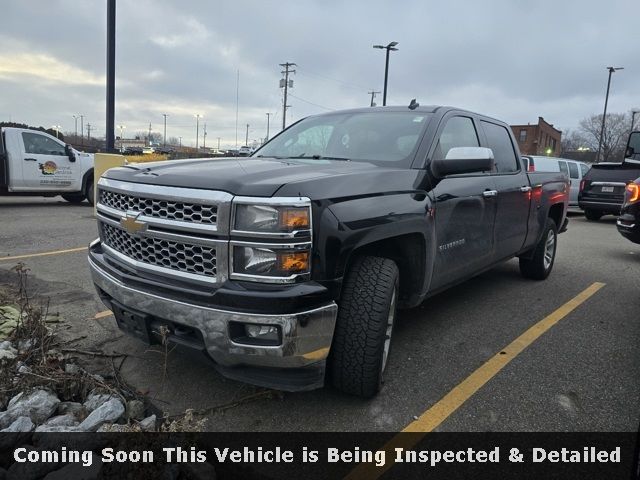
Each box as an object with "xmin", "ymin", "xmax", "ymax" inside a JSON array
[
  {"xmin": 601, "ymin": 186, "xmax": 614, "ymax": 192},
  {"xmin": 111, "ymin": 301, "xmax": 152, "ymax": 343}
]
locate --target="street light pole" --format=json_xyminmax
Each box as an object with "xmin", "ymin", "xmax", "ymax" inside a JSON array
[
  {"xmin": 80, "ymin": 115, "xmax": 84, "ymax": 145},
  {"xmin": 73, "ymin": 115, "xmax": 78, "ymax": 138},
  {"xmin": 195, "ymin": 114, "xmax": 201, "ymax": 149},
  {"xmin": 245, "ymin": 124, "xmax": 249, "ymax": 146},
  {"xmin": 266, "ymin": 113, "xmax": 271, "ymax": 141},
  {"xmin": 373, "ymin": 42, "xmax": 398, "ymax": 106},
  {"xmin": 118, "ymin": 125, "xmax": 125, "ymax": 151},
  {"xmin": 162, "ymin": 113, "xmax": 168, "ymax": 147},
  {"xmin": 597, "ymin": 66, "xmax": 624, "ymax": 162}
]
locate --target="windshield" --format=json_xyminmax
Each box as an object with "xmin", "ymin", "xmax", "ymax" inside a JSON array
[{"xmin": 255, "ymin": 111, "xmax": 431, "ymax": 165}]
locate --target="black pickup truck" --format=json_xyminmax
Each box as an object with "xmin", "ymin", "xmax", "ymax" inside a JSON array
[
  {"xmin": 578, "ymin": 131, "xmax": 640, "ymax": 221},
  {"xmin": 88, "ymin": 105, "xmax": 568, "ymax": 397}
]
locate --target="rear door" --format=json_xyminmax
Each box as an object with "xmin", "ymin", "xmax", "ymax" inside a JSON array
[
  {"xmin": 566, "ymin": 161, "xmax": 580, "ymax": 205},
  {"xmin": 19, "ymin": 130, "xmax": 80, "ymax": 191},
  {"xmin": 480, "ymin": 120, "xmax": 531, "ymax": 259},
  {"xmin": 429, "ymin": 114, "xmax": 497, "ymax": 290}
]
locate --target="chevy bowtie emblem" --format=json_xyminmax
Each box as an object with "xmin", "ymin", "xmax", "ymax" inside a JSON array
[{"xmin": 120, "ymin": 211, "xmax": 147, "ymax": 235}]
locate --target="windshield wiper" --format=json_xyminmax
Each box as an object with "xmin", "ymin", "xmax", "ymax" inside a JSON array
[{"xmin": 283, "ymin": 154, "xmax": 350, "ymax": 161}]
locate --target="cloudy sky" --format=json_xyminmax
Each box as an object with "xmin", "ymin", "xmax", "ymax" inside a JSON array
[{"xmin": 1, "ymin": 0, "xmax": 638, "ymax": 149}]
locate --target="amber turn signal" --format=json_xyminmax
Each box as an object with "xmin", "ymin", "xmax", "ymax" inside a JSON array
[
  {"xmin": 279, "ymin": 208, "xmax": 310, "ymax": 230},
  {"xmin": 626, "ymin": 183, "xmax": 639, "ymax": 203},
  {"xmin": 277, "ymin": 251, "xmax": 309, "ymax": 273}
]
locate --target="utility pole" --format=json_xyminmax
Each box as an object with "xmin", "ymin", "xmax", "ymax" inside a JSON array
[
  {"xmin": 80, "ymin": 115, "xmax": 84, "ymax": 145},
  {"xmin": 368, "ymin": 91, "xmax": 381, "ymax": 107},
  {"xmin": 86, "ymin": 123, "xmax": 92, "ymax": 140},
  {"xmin": 217, "ymin": 137, "xmax": 221, "ymax": 151},
  {"xmin": 265, "ymin": 113, "xmax": 272, "ymax": 141},
  {"xmin": 106, "ymin": 0, "xmax": 116, "ymax": 151},
  {"xmin": 279, "ymin": 62, "xmax": 296, "ymax": 130},
  {"xmin": 203, "ymin": 123, "xmax": 207, "ymax": 149},
  {"xmin": 179, "ymin": 137, "xmax": 182, "ymax": 149},
  {"xmin": 148, "ymin": 123, "xmax": 152, "ymax": 146},
  {"xmin": 118, "ymin": 125, "xmax": 125, "ymax": 151},
  {"xmin": 162, "ymin": 113, "xmax": 168, "ymax": 147},
  {"xmin": 597, "ymin": 66, "xmax": 624, "ymax": 162},
  {"xmin": 245, "ymin": 124, "xmax": 249, "ymax": 146},
  {"xmin": 73, "ymin": 115, "xmax": 78, "ymax": 138},
  {"xmin": 195, "ymin": 114, "xmax": 201, "ymax": 150}
]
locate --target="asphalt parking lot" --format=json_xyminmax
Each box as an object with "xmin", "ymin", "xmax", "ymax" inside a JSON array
[{"xmin": 1, "ymin": 196, "xmax": 638, "ymax": 432}]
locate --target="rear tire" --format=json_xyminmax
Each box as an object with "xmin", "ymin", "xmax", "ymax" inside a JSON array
[
  {"xmin": 61, "ymin": 193, "xmax": 85, "ymax": 204},
  {"xmin": 584, "ymin": 209, "xmax": 602, "ymax": 221},
  {"xmin": 519, "ymin": 218, "xmax": 558, "ymax": 280},
  {"xmin": 329, "ymin": 256, "xmax": 399, "ymax": 398},
  {"xmin": 86, "ymin": 181, "xmax": 95, "ymax": 206}
]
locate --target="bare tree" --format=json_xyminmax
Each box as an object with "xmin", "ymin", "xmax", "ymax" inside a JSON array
[
  {"xmin": 578, "ymin": 112, "xmax": 630, "ymax": 162},
  {"xmin": 560, "ymin": 129, "xmax": 588, "ymax": 153}
]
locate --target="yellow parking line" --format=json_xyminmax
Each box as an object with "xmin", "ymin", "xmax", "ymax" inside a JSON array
[
  {"xmin": 345, "ymin": 282, "xmax": 605, "ymax": 480},
  {"xmin": 94, "ymin": 310, "xmax": 113, "ymax": 319},
  {"xmin": 0, "ymin": 247, "xmax": 86, "ymax": 262}
]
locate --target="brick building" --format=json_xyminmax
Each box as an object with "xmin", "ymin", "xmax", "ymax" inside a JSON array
[{"xmin": 510, "ymin": 117, "xmax": 562, "ymax": 156}]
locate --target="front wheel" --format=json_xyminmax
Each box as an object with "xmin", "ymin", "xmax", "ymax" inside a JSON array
[
  {"xmin": 61, "ymin": 193, "xmax": 85, "ymax": 204},
  {"xmin": 584, "ymin": 209, "xmax": 602, "ymax": 221},
  {"xmin": 329, "ymin": 256, "xmax": 399, "ymax": 398},
  {"xmin": 86, "ymin": 181, "xmax": 95, "ymax": 206},
  {"xmin": 519, "ymin": 218, "xmax": 558, "ymax": 280}
]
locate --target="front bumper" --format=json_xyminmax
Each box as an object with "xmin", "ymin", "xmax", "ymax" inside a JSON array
[{"xmin": 89, "ymin": 256, "xmax": 338, "ymax": 391}]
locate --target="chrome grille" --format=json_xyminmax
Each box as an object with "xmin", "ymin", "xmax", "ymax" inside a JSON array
[
  {"xmin": 99, "ymin": 189, "xmax": 217, "ymax": 225},
  {"xmin": 100, "ymin": 222, "xmax": 216, "ymax": 277}
]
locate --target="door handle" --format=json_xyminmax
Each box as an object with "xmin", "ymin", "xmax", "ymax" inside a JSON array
[
  {"xmin": 24, "ymin": 158, "xmax": 37, "ymax": 162},
  {"xmin": 520, "ymin": 186, "xmax": 532, "ymax": 192},
  {"xmin": 482, "ymin": 190, "xmax": 498, "ymax": 198}
]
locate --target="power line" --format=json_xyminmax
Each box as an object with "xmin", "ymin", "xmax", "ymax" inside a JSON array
[
  {"xmin": 287, "ymin": 93, "xmax": 334, "ymax": 111},
  {"xmin": 296, "ymin": 67, "xmax": 369, "ymax": 92}
]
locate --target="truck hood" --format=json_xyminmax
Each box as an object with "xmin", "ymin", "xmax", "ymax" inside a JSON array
[{"xmin": 103, "ymin": 157, "xmax": 420, "ymax": 198}]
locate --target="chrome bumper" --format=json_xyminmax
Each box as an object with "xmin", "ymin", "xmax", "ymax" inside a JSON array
[{"xmin": 88, "ymin": 258, "xmax": 338, "ymax": 371}]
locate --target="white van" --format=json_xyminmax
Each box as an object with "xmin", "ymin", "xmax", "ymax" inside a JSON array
[
  {"xmin": 0, "ymin": 127, "xmax": 95, "ymax": 204},
  {"xmin": 522, "ymin": 155, "xmax": 590, "ymax": 207}
]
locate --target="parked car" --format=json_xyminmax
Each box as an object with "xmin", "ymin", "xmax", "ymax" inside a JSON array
[
  {"xmin": 0, "ymin": 127, "xmax": 95, "ymax": 204},
  {"xmin": 88, "ymin": 105, "xmax": 568, "ymax": 397},
  {"xmin": 578, "ymin": 131, "xmax": 640, "ymax": 221},
  {"xmin": 616, "ymin": 177, "xmax": 640, "ymax": 243},
  {"xmin": 522, "ymin": 155, "xmax": 589, "ymax": 207},
  {"xmin": 124, "ymin": 146, "xmax": 144, "ymax": 155},
  {"xmin": 238, "ymin": 146, "xmax": 254, "ymax": 156}
]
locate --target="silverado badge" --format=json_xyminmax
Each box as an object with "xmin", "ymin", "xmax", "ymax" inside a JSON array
[{"xmin": 120, "ymin": 211, "xmax": 147, "ymax": 235}]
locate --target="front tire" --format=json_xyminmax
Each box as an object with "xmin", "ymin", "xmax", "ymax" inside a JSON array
[
  {"xmin": 61, "ymin": 193, "xmax": 85, "ymax": 204},
  {"xmin": 329, "ymin": 256, "xmax": 399, "ymax": 398},
  {"xmin": 86, "ymin": 181, "xmax": 95, "ymax": 206},
  {"xmin": 584, "ymin": 209, "xmax": 602, "ymax": 221},
  {"xmin": 519, "ymin": 218, "xmax": 558, "ymax": 280}
]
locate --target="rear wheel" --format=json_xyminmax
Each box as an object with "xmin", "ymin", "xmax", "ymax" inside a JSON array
[
  {"xmin": 584, "ymin": 209, "xmax": 602, "ymax": 221},
  {"xmin": 519, "ymin": 218, "xmax": 558, "ymax": 280},
  {"xmin": 86, "ymin": 181, "xmax": 95, "ymax": 206},
  {"xmin": 61, "ymin": 193, "xmax": 85, "ymax": 204},
  {"xmin": 329, "ymin": 256, "xmax": 399, "ymax": 398}
]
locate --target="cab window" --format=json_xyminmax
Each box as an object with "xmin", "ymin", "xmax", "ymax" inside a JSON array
[
  {"xmin": 580, "ymin": 163, "xmax": 589, "ymax": 176},
  {"xmin": 480, "ymin": 121, "xmax": 519, "ymax": 173},
  {"xmin": 22, "ymin": 132, "xmax": 66, "ymax": 156},
  {"xmin": 558, "ymin": 161, "xmax": 569, "ymax": 175},
  {"xmin": 433, "ymin": 116, "xmax": 479, "ymax": 161}
]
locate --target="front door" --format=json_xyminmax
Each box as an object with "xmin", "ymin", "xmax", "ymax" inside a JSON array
[
  {"xmin": 429, "ymin": 115, "xmax": 497, "ymax": 290},
  {"xmin": 19, "ymin": 130, "xmax": 79, "ymax": 191}
]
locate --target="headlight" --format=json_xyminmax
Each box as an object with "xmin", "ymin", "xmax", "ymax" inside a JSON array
[
  {"xmin": 233, "ymin": 201, "xmax": 311, "ymax": 235},
  {"xmin": 232, "ymin": 244, "xmax": 310, "ymax": 280}
]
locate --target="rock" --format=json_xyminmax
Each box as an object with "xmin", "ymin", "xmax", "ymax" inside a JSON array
[
  {"xmin": 91, "ymin": 374, "xmax": 105, "ymax": 383},
  {"xmin": 57, "ymin": 402, "xmax": 87, "ymax": 420},
  {"xmin": 17, "ymin": 365, "xmax": 31, "ymax": 374},
  {"xmin": 0, "ymin": 341, "xmax": 17, "ymax": 361},
  {"xmin": 43, "ymin": 453, "xmax": 101, "ymax": 480},
  {"xmin": 17, "ymin": 339, "xmax": 35, "ymax": 351},
  {"xmin": 0, "ymin": 306, "xmax": 19, "ymax": 340},
  {"xmin": 77, "ymin": 398, "xmax": 124, "ymax": 432},
  {"xmin": 97, "ymin": 423, "xmax": 131, "ymax": 432},
  {"xmin": 83, "ymin": 392, "xmax": 114, "ymax": 412},
  {"xmin": 0, "ymin": 390, "xmax": 60, "ymax": 429},
  {"xmin": 138, "ymin": 414, "xmax": 156, "ymax": 432},
  {"xmin": 1, "ymin": 416, "xmax": 34, "ymax": 433},
  {"xmin": 126, "ymin": 399, "xmax": 145, "ymax": 421},
  {"xmin": 34, "ymin": 425, "xmax": 78, "ymax": 433},
  {"xmin": 44, "ymin": 414, "xmax": 78, "ymax": 427},
  {"xmin": 64, "ymin": 363, "xmax": 80, "ymax": 375}
]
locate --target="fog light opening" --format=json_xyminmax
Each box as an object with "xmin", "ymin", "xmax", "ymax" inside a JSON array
[{"xmin": 229, "ymin": 321, "xmax": 282, "ymax": 346}]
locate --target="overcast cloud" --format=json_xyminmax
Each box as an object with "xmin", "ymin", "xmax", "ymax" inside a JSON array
[{"xmin": 1, "ymin": 0, "xmax": 638, "ymax": 148}]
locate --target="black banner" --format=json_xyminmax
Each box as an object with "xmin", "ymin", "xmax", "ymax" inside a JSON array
[{"xmin": 0, "ymin": 432, "xmax": 638, "ymax": 479}]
